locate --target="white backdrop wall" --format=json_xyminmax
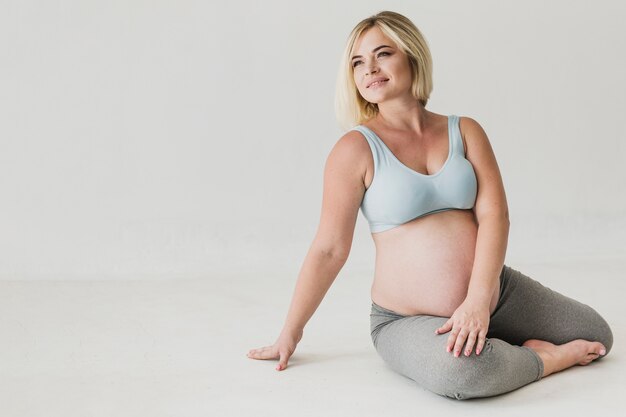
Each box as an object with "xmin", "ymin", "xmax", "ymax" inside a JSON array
[{"xmin": 1, "ymin": 0, "xmax": 624, "ymax": 280}]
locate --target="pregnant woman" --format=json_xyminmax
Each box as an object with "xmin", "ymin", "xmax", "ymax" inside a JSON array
[{"xmin": 247, "ymin": 10, "xmax": 613, "ymax": 400}]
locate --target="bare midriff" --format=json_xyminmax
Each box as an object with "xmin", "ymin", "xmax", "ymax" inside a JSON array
[{"xmin": 370, "ymin": 209, "xmax": 501, "ymax": 317}]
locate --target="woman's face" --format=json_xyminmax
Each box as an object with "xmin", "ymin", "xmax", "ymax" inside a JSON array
[{"xmin": 351, "ymin": 26, "xmax": 413, "ymax": 105}]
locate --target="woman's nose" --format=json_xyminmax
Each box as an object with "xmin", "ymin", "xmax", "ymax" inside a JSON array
[{"xmin": 365, "ymin": 60, "xmax": 379, "ymax": 75}]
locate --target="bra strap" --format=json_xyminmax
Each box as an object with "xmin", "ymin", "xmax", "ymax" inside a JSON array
[{"xmin": 449, "ymin": 114, "xmax": 463, "ymax": 156}]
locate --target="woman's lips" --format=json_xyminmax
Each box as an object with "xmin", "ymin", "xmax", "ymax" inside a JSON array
[{"xmin": 368, "ymin": 79, "xmax": 388, "ymax": 88}]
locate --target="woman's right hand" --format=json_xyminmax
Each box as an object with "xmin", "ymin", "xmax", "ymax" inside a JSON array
[{"xmin": 247, "ymin": 328, "xmax": 303, "ymax": 371}]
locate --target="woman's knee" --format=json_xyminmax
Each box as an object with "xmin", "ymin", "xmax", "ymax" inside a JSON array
[
  {"xmin": 428, "ymin": 340, "xmax": 514, "ymax": 400},
  {"xmin": 573, "ymin": 303, "xmax": 614, "ymax": 355},
  {"xmin": 429, "ymin": 338, "xmax": 542, "ymax": 400},
  {"xmin": 592, "ymin": 310, "xmax": 614, "ymax": 356}
]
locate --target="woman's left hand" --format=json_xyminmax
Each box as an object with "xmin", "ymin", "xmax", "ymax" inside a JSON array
[{"xmin": 435, "ymin": 298, "xmax": 490, "ymax": 357}]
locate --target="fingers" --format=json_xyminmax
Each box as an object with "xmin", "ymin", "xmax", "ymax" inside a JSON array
[
  {"xmin": 475, "ymin": 330, "xmax": 487, "ymax": 355},
  {"xmin": 247, "ymin": 346, "xmax": 292, "ymax": 371},
  {"xmin": 435, "ymin": 303, "xmax": 490, "ymax": 357},
  {"xmin": 442, "ymin": 326, "xmax": 488, "ymax": 357},
  {"xmin": 247, "ymin": 346, "xmax": 278, "ymax": 360},
  {"xmin": 451, "ymin": 329, "xmax": 469, "ymax": 357},
  {"xmin": 444, "ymin": 327, "xmax": 459, "ymax": 353},
  {"xmin": 463, "ymin": 330, "xmax": 478, "ymax": 356},
  {"xmin": 276, "ymin": 350, "xmax": 289, "ymax": 371},
  {"xmin": 435, "ymin": 319, "xmax": 453, "ymax": 335}
]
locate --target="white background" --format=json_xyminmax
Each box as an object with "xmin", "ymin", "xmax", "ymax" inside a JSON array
[
  {"xmin": 1, "ymin": 0, "xmax": 625, "ymax": 280},
  {"xmin": 1, "ymin": 2, "xmax": 625, "ymax": 416}
]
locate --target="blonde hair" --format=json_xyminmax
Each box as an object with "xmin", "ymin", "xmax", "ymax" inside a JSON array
[{"xmin": 334, "ymin": 11, "xmax": 434, "ymax": 130}]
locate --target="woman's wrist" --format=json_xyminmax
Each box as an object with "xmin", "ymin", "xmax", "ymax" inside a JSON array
[
  {"xmin": 280, "ymin": 325, "xmax": 304, "ymax": 338},
  {"xmin": 462, "ymin": 294, "xmax": 491, "ymax": 311}
]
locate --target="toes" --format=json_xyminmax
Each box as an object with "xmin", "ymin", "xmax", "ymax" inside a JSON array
[
  {"xmin": 579, "ymin": 348, "xmax": 603, "ymax": 365},
  {"xmin": 592, "ymin": 342, "xmax": 607, "ymax": 356}
]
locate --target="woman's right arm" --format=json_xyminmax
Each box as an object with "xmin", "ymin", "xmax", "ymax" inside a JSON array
[{"xmin": 247, "ymin": 130, "xmax": 369, "ymax": 371}]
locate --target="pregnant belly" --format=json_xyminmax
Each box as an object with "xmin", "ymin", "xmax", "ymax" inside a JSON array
[{"xmin": 370, "ymin": 209, "xmax": 500, "ymax": 317}]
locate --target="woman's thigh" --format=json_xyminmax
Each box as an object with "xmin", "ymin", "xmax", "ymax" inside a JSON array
[
  {"xmin": 488, "ymin": 265, "xmax": 614, "ymax": 353},
  {"xmin": 370, "ymin": 302, "xmax": 543, "ymax": 400}
]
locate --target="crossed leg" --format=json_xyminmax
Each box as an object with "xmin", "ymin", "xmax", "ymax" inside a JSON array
[
  {"xmin": 488, "ymin": 265, "xmax": 613, "ymax": 378},
  {"xmin": 369, "ymin": 265, "xmax": 614, "ymax": 400}
]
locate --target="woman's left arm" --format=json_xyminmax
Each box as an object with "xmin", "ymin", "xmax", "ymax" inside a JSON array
[{"xmin": 435, "ymin": 116, "xmax": 510, "ymax": 357}]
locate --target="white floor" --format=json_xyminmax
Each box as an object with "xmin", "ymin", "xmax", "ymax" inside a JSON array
[{"xmin": 0, "ymin": 255, "xmax": 624, "ymax": 416}]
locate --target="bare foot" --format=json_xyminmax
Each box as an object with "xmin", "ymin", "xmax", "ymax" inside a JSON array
[{"xmin": 522, "ymin": 339, "xmax": 607, "ymax": 377}]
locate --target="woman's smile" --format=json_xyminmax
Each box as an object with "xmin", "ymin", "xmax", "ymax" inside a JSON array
[{"xmin": 369, "ymin": 79, "xmax": 389, "ymax": 88}]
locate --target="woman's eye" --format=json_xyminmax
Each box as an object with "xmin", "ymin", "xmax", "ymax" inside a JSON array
[{"xmin": 352, "ymin": 52, "xmax": 390, "ymax": 68}]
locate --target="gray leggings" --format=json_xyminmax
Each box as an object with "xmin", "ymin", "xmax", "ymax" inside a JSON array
[{"xmin": 370, "ymin": 264, "xmax": 614, "ymax": 400}]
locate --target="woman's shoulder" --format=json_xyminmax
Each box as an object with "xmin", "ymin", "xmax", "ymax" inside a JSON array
[
  {"xmin": 454, "ymin": 113, "xmax": 486, "ymax": 128},
  {"xmin": 456, "ymin": 115, "xmax": 488, "ymax": 140},
  {"xmin": 323, "ymin": 128, "xmax": 374, "ymax": 180},
  {"xmin": 453, "ymin": 114, "xmax": 487, "ymax": 144},
  {"xmin": 334, "ymin": 126, "xmax": 373, "ymax": 158},
  {"xmin": 455, "ymin": 115, "xmax": 496, "ymax": 161}
]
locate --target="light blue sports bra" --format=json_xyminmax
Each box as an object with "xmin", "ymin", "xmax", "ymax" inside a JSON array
[{"xmin": 350, "ymin": 115, "xmax": 477, "ymax": 233}]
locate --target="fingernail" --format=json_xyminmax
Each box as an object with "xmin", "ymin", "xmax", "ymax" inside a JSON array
[
  {"xmin": 455, "ymin": 351, "xmax": 460, "ymax": 357},
  {"xmin": 600, "ymin": 348, "xmax": 606, "ymax": 355}
]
